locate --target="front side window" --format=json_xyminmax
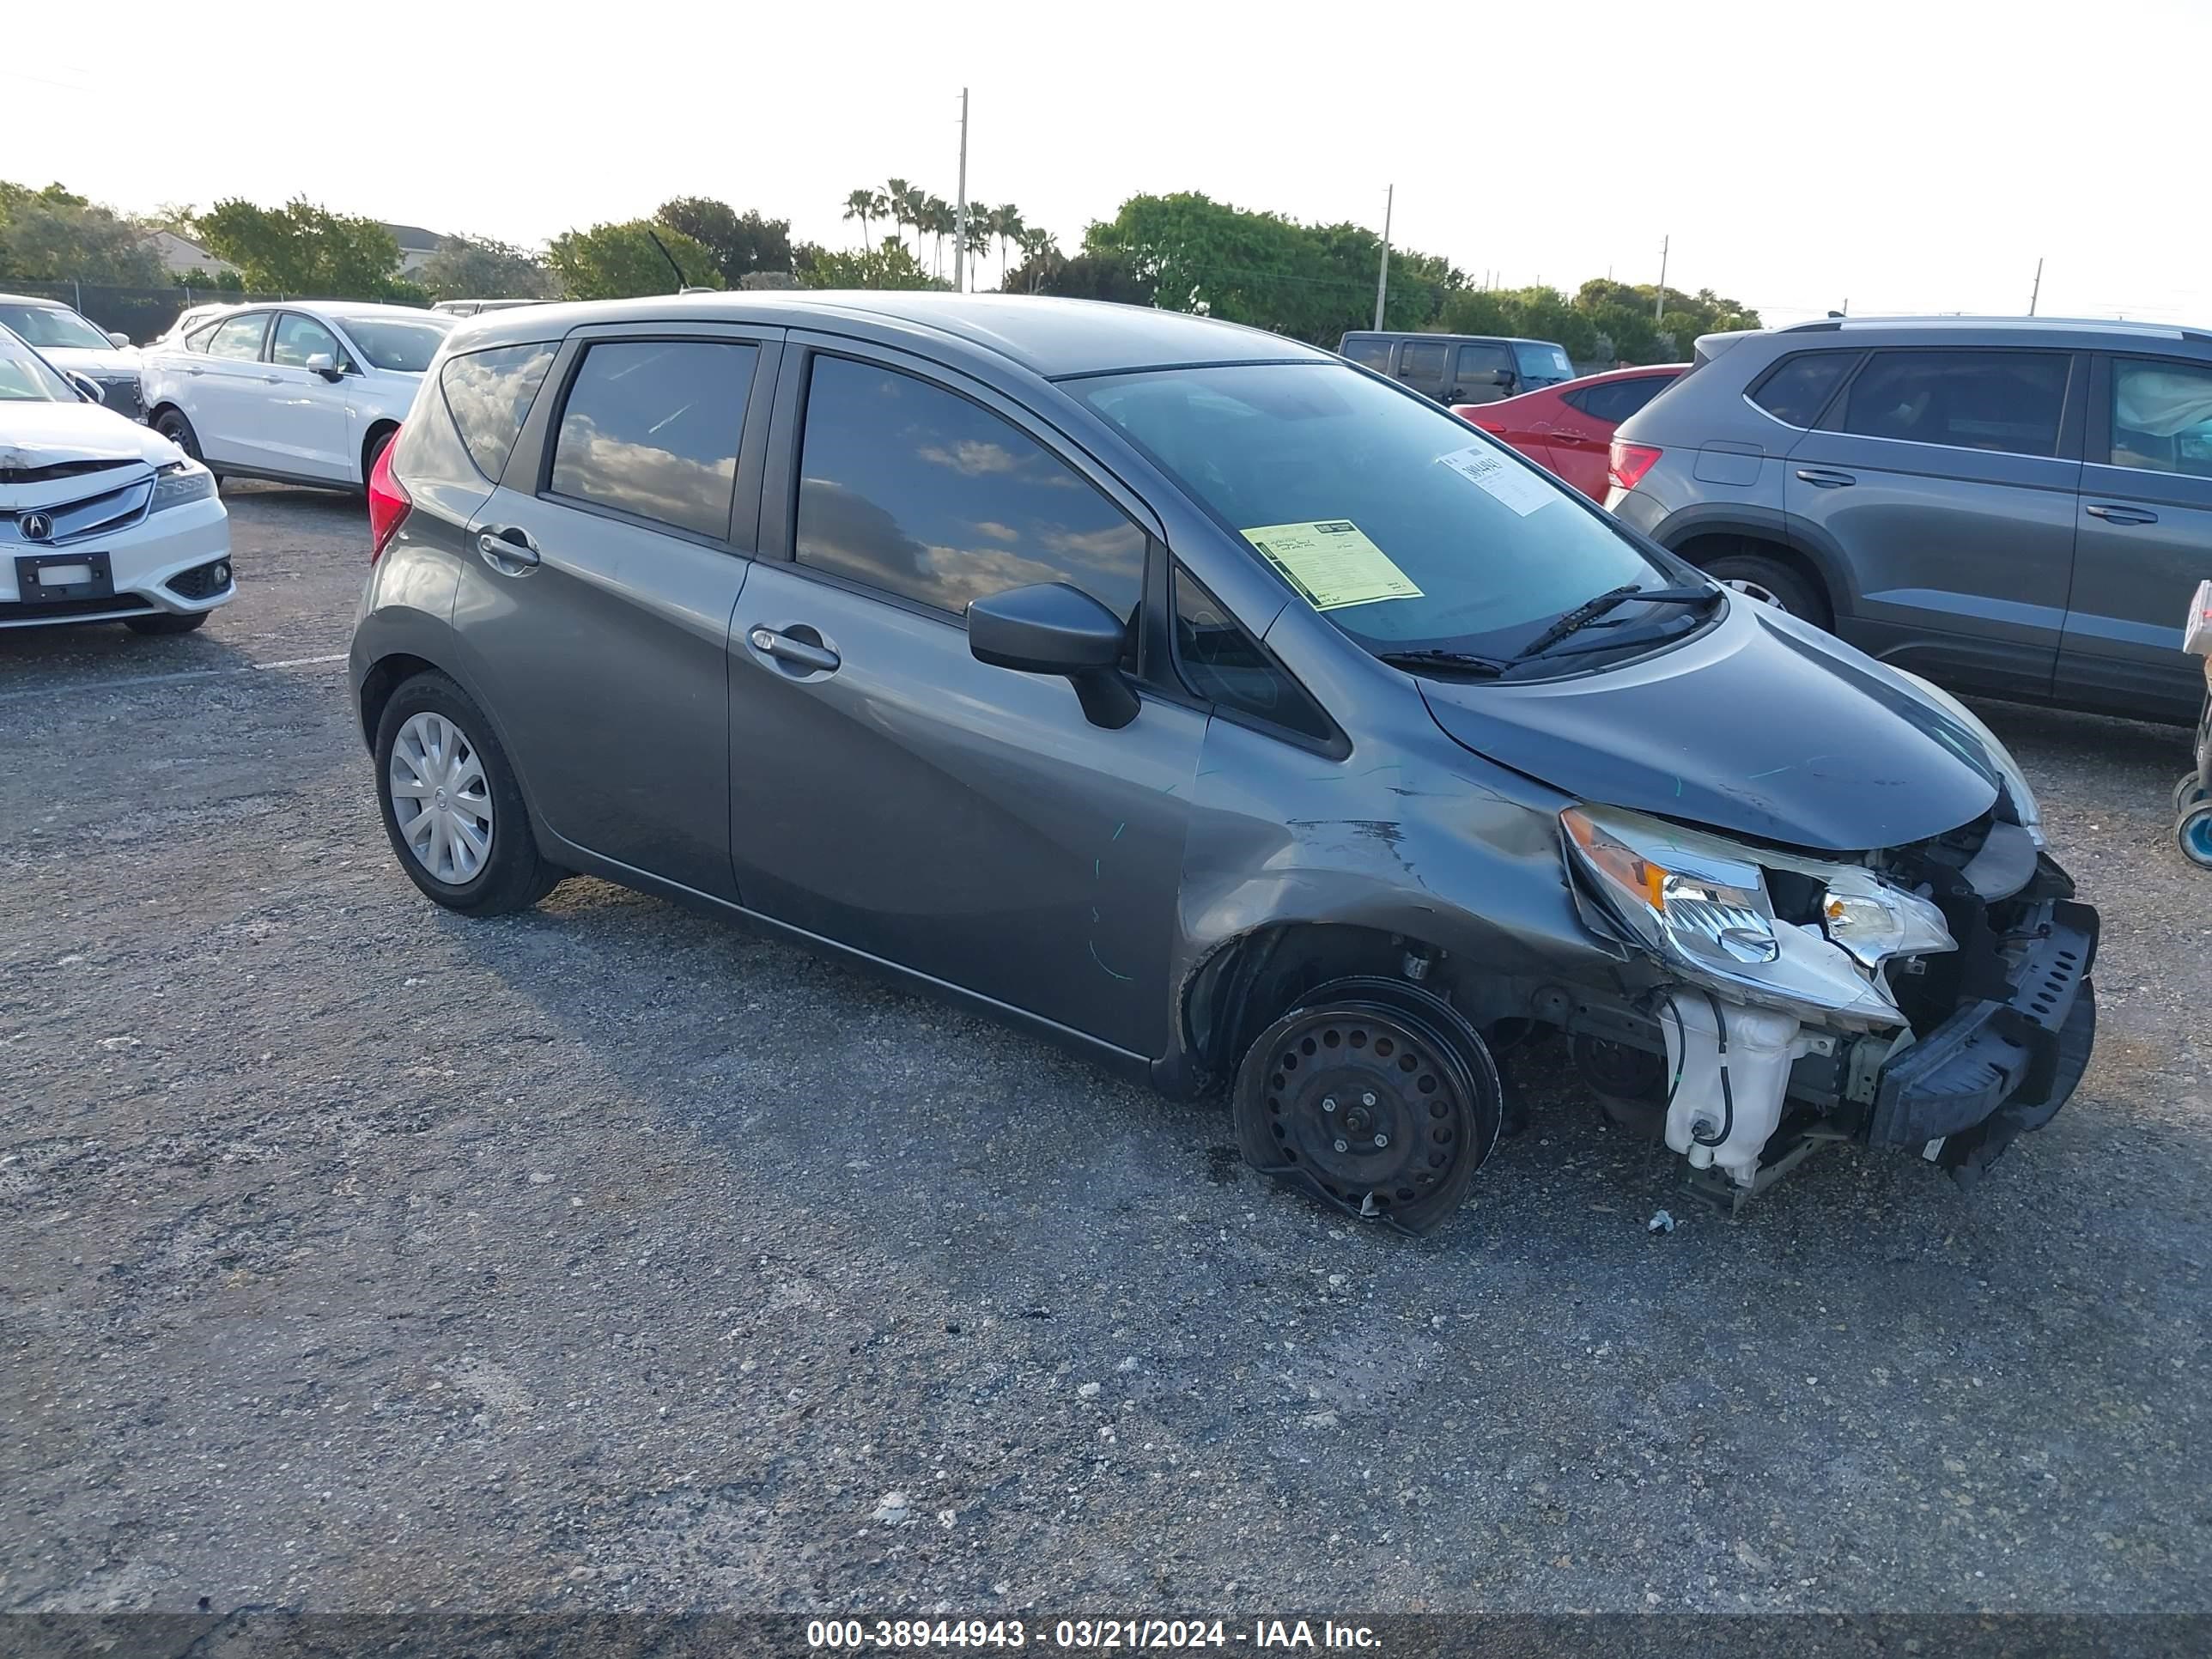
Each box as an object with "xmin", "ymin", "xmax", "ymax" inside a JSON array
[
  {"xmin": 332, "ymin": 314, "xmax": 453, "ymax": 374},
  {"xmin": 2109, "ymin": 357, "xmax": 2212, "ymax": 479},
  {"xmin": 1514, "ymin": 342, "xmax": 1575, "ymax": 385},
  {"xmin": 1173, "ymin": 567, "xmax": 1332, "ymax": 741},
  {"xmin": 206, "ymin": 314, "xmax": 269, "ymax": 361},
  {"xmin": 0, "ymin": 303, "xmax": 112, "ymax": 352},
  {"xmin": 1074, "ymin": 362, "xmax": 1668, "ymax": 661},
  {"xmin": 1341, "ymin": 337, "xmax": 1392, "ymax": 370},
  {"xmin": 1837, "ymin": 349, "xmax": 2069, "ymax": 457},
  {"xmin": 794, "ymin": 355, "xmax": 1146, "ymax": 623},
  {"xmin": 1453, "ymin": 343, "xmax": 1513, "ymax": 398},
  {"xmin": 1749, "ymin": 352, "xmax": 1850, "ymax": 428},
  {"xmin": 270, "ymin": 313, "xmax": 343, "ymax": 369},
  {"xmin": 1396, "ymin": 340, "xmax": 1447, "ymax": 388},
  {"xmin": 550, "ymin": 339, "xmax": 756, "ymax": 538},
  {"xmin": 442, "ymin": 343, "xmax": 557, "ymax": 483}
]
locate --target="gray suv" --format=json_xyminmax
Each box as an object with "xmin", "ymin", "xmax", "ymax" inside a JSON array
[
  {"xmin": 349, "ymin": 294, "xmax": 2096, "ymax": 1231},
  {"xmin": 1607, "ymin": 317, "xmax": 2212, "ymax": 724}
]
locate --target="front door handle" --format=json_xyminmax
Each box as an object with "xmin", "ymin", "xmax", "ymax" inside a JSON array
[
  {"xmin": 2085, "ymin": 502, "xmax": 2159, "ymax": 526},
  {"xmin": 747, "ymin": 626, "xmax": 841, "ymax": 673},
  {"xmin": 1795, "ymin": 467, "xmax": 1856, "ymax": 488},
  {"xmin": 476, "ymin": 526, "xmax": 540, "ymax": 572}
]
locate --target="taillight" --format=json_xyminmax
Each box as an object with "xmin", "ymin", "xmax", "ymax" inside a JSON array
[
  {"xmin": 1607, "ymin": 441, "xmax": 1662, "ymax": 494},
  {"xmin": 367, "ymin": 433, "xmax": 410, "ymax": 563}
]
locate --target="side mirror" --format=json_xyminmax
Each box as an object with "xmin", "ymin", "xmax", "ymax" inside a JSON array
[
  {"xmin": 1486, "ymin": 368, "xmax": 1517, "ymax": 387},
  {"xmin": 66, "ymin": 370, "xmax": 105, "ymax": 404},
  {"xmin": 305, "ymin": 352, "xmax": 344, "ymax": 382},
  {"xmin": 106, "ymin": 331, "xmax": 131, "ymax": 348},
  {"xmin": 968, "ymin": 582, "xmax": 1139, "ymax": 729}
]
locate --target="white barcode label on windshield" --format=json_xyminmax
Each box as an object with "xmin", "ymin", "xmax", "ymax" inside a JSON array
[{"xmin": 1438, "ymin": 445, "xmax": 1555, "ymax": 517}]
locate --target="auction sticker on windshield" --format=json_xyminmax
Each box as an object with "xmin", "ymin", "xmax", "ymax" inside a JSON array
[
  {"xmin": 1243, "ymin": 520, "xmax": 1424, "ymax": 611},
  {"xmin": 1437, "ymin": 444, "xmax": 1556, "ymax": 516}
]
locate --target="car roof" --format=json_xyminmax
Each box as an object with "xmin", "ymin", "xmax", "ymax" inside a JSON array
[
  {"xmin": 456, "ymin": 292, "xmax": 1330, "ymax": 379},
  {"xmin": 1776, "ymin": 314, "xmax": 2212, "ymax": 348},
  {"xmin": 0, "ymin": 292, "xmax": 71, "ymax": 308},
  {"xmin": 1341, "ymin": 329, "xmax": 1563, "ymax": 348}
]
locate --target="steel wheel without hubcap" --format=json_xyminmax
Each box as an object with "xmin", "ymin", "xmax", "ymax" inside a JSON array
[
  {"xmin": 388, "ymin": 711, "xmax": 494, "ymax": 885},
  {"xmin": 1235, "ymin": 980, "xmax": 1502, "ymax": 1235},
  {"xmin": 2174, "ymin": 771, "xmax": 2209, "ymax": 814}
]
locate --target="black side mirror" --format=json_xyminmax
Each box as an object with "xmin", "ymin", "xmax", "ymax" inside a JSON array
[{"xmin": 968, "ymin": 582, "xmax": 1139, "ymax": 729}]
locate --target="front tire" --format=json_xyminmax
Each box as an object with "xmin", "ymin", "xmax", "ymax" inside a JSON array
[
  {"xmin": 374, "ymin": 672, "xmax": 560, "ymax": 915},
  {"xmin": 125, "ymin": 610, "xmax": 209, "ymax": 635},
  {"xmin": 154, "ymin": 409, "xmax": 217, "ymax": 482}
]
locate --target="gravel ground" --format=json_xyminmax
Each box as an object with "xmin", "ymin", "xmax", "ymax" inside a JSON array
[{"xmin": 3, "ymin": 484, "xmax": 2208, "ymax": 1619}]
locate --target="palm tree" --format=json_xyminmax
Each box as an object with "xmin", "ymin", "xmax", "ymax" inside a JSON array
[
  {"xmin": 963, "ymin": 216, "xmax": 993, "ymax": 292},
  {"xmin": 1017, "ymin": 228, "xmax": 1059, "ymax": 292},
  {"xmin": 842, "ymin": 188, "xmax": 884, "ymax": 250},
  {"xmin": 988, "ymin": 204, "xmax": 1026, "ymax": 289},
  {"xmin": 884, "ymin": 179, "xmax": 917, "ymax": 252},
  {"xmin": 922, "ymin": 196, "xmax": 954, "ymax": 279}
]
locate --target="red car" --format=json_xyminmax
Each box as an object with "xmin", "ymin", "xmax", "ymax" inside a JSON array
[{"xmin": 1455, "ymin": 364, "xmax": 1686, "ymax": 501}]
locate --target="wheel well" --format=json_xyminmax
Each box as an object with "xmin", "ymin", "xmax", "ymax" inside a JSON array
[
  {"xmin": 148, "ymin": 401, "xmax": 183, "ymax": 427},
  {"xmin": 357, "ymin": 652, "xmax": 434, "ymax": 748},
  {"xmin": 1671, "ymin": 531, "xmax": 1835, "ymax": 627},
  {"xmin": 362, "ymin": 421, "xmax": 399, "ymax": 483},
  {"xmin": 1186, "ymin": 921, "xmax": 1511, "ymax": 1085}
]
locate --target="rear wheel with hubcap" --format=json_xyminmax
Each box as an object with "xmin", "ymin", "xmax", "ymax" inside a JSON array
[
  {"xmin": 1233, "ymin": 976, "xmax": 1503, "ymax": 1235},
  {"xmin": 1702, "ymin": 554, "xmax": 1827, "ymax": 628},
  {"xmin": 2178, "ymin": 800, "xmax": 2212, "ymax": 869}
]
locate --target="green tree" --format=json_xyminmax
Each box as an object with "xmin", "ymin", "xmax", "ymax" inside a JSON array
[
  {"xmin": 920, "ymin": 196, "xmax": 955, "ymax": 279},
  {"xmin": 842, "ymin": 188, "xmax": 885, "ymax": 249},
  {"xmin": 545, "ymin": 219, "xmax": 726, "ymax": 299},
  {"xmin": 986, "ymin": 204, "xmax": 1026, "ymax": 289},
  {"xmin": 193, "ymin": 198, "xmax": 407, "ymax": 297},
  {"xmin": 792, "ymin": 237, "xmax": 939, "ymax": 291},
  {"xmin": 0, "ymin": 184, "xmax": 161, "ymax": 284},
  {"xmin": 655, "ymin": 197, "xmax": 792, "ymax": 285},
  {"xmin": 883, "ymin": 179, "xmax": 923, "ymax": 253},
  {"xmin": 1006, "ymin": 244, "xmax": 1150, "ymax": 305},
  {"xmin": 416, "ymin": 233, "xmax": 554, "ymax": 301}
]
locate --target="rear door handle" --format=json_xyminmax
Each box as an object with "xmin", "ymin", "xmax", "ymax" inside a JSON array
[
  {"xmin": 2085, "ymin": 502, "xmax": 2158, "ymax": 526},
  {"xmin": 1552, "ymin": 428, "xmax": 1592, "ymax": 444},
  {"xmin": 476, "ymin": 526, "xmax": 540, "ymax": 571},
  {"xmin": 747, "ymin": 626, "xmax": 841, "ymax": 673},
  {"xmin": 1795, "ymin": 467, "xmax": 1856, "ymax": 488}
]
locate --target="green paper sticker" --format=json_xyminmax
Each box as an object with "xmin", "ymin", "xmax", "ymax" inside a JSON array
[{"xmin": 1242, "ymin": 519, "xmax": 1424, "ymax": 612}]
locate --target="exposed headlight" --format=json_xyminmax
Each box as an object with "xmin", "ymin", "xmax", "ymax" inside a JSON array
[
  {"xmin": 1561, "ymin": 805, "xmax": 1948, "ymax": 1026},
  {"xmin": 150, "ymin": 459, "xmax": 216, "ymax": 513},
  {"xmin": 1897, "ymin": 671, "xmax": 2044, "ymax": 848}
]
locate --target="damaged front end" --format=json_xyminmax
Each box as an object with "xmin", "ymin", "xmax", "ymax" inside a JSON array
[{"xmin": 1559, "ymin": 798, "xmax": 2098, "ymax": 1203}]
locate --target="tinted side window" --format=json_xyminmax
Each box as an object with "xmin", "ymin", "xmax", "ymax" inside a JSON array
[
  {"xmin": 794, "ymin": 355, "xmax": 1145, "ymax": 623},
  {"xmin": 549, "ymin": 339, "xmax": 755, "ymax": 538},
  {"xmin": 1342, "ymin": 338, "xmax": 1392, "ymax": 369},
  {"xmin": 1748, "ymin": 353, "xmax": 1850, "ymax": 427},
  {"xmin": 1397, "ymin": 340, "xmax": 1448, "ymax": 388},
  {"xmin": 1173, "ymin": 568, "xmax": 1332, "ymax": 742},
  {"xmin": 441, "ymin": 343, "xmax": 556, "ymax": 483},
  {"xmin": 270, "ymin": 313, "xmax": 342, "ymax": 368},
  {"xmin": 2109, "ymin": 357, "xmax": 2212, "ymax": 479},
  {"xmin": 182, "ymin": 323, "xmax": 216, "ymax": 354},
  {"xmin": 1838, "ymin": 349, "xmax": 2068, "ymax": 456},
  {"xmin": 1577, "ymin": 376, "xmax": 1672, "ymax": 424},
  {"xmin": 207, "ymin": 314, "xmax": 267, "ymax": 361}
]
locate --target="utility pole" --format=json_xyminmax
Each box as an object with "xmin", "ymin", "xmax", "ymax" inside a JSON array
[
  {"xmin": 1371, "ymin": 184, "xmax": 1393, "ymax": 331},
  {"xmin": 2028, "ymin": 256, "xmax": 2043, "ymax": 317},
  {"xmin": 952, "ymin": 87, "xmax": 969, "ymax": 294},
  {"xmin": 1654, "ymin": 234, "xmax": 1668, "ymax": 325}
]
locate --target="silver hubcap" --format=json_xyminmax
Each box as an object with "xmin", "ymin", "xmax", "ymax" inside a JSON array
[
  {"xmin": 388, "ymin": 711, "xmax": 493, "ymax": 884},
  {"xmin": 1723, "ymin": 577, "xmax": 1787, "ymax": 611}
]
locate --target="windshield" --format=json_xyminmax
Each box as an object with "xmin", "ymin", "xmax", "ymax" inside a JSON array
[
  {"xmin": 333, "ymin": 313, "xmax": 452, "ymax": 374},
  {"xmin": 0, "ymin": 327, "xmax": 76, "ymax": 401},
  {"xmin": 1073, "ymin": 362, "xmax": 1668, "ymax": 658},
  {"xmin": 1515, "ymin": 342, "xmax": 1574, "ymax": 384},
  {"xmin": 0, "ymin": 302, "xmax": 113, "ymax": 353}
]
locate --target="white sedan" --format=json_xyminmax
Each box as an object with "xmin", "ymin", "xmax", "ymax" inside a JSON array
[
  {"xmin": 2, "ymin": 325, "xmax": 232, "ymax": 635},
  {"xmin": 139, "ymin": 301, "xmax": 453, "ymax": 491}
]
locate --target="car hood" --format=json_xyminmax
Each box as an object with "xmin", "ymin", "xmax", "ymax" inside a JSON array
[
  {"xmin": 0, "ymin": 400, "xmax": 180, "ymax": 483},
  {"xmin": 33, "ymin": 343, "xmax": 139, "ymax": 376},
  {"xmin": 1418, "ymin": 599, "xmax": 2002, "ymax": 854}
]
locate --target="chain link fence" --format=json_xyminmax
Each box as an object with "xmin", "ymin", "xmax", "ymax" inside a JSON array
[{"xmin": 0, "ymin": 279, "xmax": 343, "ymax": 343}]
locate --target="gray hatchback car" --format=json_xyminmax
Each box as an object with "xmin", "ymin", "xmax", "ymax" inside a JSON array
[
  {"xmin": 350, "ymin": 293, "xmax": 2097, "ymax": 1232},
  {"xmin": 1607, "ymin": 316, "xmax": 2212, "ymax": 724}
]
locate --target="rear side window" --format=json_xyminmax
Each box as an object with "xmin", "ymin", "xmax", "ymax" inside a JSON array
[
  {"xmin": 441, "ymin": 343, "xmax": 556, "ymax": 483},
  {"xmin": 794, "ymin": 354, "xmax": 1146, "ymax": 623},
  {"xmin": 182, "ymin": 323, "xmax": 216, "ymax": 354},
  {"xmin": 1748, "ymin": 353, "xmax": 1850, "ymax": 428},
  {"xmin": 206, "ymin": 314, "xmax": 268, "ymax": 362},
  {"xmin": 549, "ymin": 339, "xmax": 757, "ymax": 538},
  {"xmin": 2108, "ymin": 357, "xmax": 2212, "ymax": 479},
  {"xmin": 1837, "ymin": 349, "xmax": 2069, "ymax": 457},
  {"xmin": 1566, "ymin": 376, "xmax": 1673, "ymax": 424},
  {"xmin": 1341, "ymin": 337, "xmax": 1392, "ymax": 369},
  {"xmin": 1173, "ymin": 568, "xmax": 1332, "ymax": 742},
  {"xmin": 1396, "ymin": 340, "xmax": 1447, "ymax": 389},
  {"xmin": 1453, "ymin": 343, "xmax": 1513, "ymax": 393}
]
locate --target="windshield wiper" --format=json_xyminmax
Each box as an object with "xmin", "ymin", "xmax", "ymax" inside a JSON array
[
  {"xmin": 1375, "ymin": 647, "xmax": 1510, "ymax": 679},
  {"xmin": 1516, "ymin": 583, "xmax": 1718, "ymax": 660}
]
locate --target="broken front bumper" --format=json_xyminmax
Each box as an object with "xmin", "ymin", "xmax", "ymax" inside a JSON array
[{"xmin": 1866, "ymin": 898, "xmax": 2099, "ymax": 1187}]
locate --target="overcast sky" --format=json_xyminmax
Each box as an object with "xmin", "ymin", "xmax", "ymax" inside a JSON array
[{"xmin": 15, "ymin": 0, "xmax": 2207, "ymax": 326}]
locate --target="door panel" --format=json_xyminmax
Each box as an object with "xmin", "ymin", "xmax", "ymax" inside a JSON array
[
  {"xmin": 190, "ymin": 312, "xmax": 274, "ymax": 470},
  {"xmin": 263, "ymin": 313, "xmax": 354, "ymax": 481},
  {"xmin": 726, "ymin": 562, "xmax": 1203, "ymax": 1057}
]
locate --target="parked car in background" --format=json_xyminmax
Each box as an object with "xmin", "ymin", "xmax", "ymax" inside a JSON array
[
  {"xmin": 1339, "ymin": 330, "xmax": 1577, "ymax": 404},
  {"xmin": 0, "ymin": 324, "xmax": 232, "ymax": 635},
  {"xmin": 432, "ymin": 300, "xmax": 544, "ymax": 318},
  {"xmin": 350, "ymin": 292, "xmax": 2093, "ymax": 1230},
  {"xmin": 0, "ymin": 293, "xmax": 145, "ymax": 421},
  {"xmin": 149, "ymin": 301, "xmax": 242, "ymax": 349},
  {"xmin": 1455, "ymin": 364, "xmax": 1686, "ymax": 498},
  {"xmin": 1608, "ymin": 316, "xmax": 2212, "ymax": 724},
  {"xmin": 140, "ymin": 301, "xmax": 453, "ymax": 491}
]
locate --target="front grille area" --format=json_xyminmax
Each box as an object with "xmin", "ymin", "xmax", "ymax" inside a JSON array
[
  {"xmin": 94, "ymin": 376, "xmax": 144, "ymax": 422},
  {"xmin": 0, "ymin": 592, "xmax": 150, "ymax": 622},
  {"xmin": 167, "ymin": 559, "xmax": 231, "ymax": 601},
  {"xmin": 1, "ymin": 472, "xmax": 155, "ymax": 546}
]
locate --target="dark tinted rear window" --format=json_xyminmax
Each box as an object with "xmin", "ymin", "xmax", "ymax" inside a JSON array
[
  {"xmin": 549, "ymin": 339, "xmax": 756, "ymax": 538},
  {"xmin": 1397, "ymin": 340, "xmax": 1448, "ymax": 386},
  {"xmin": 441, "ymin": 343, "xmax": 556, "ymax": 483},
  {"xmin": 1748, "ymin": 353, "xmax": 1850, "ymax": 428},
  {"xmin": 1837, "ymin": 349, "xmax": 2069, "ymax": 457},
  {"xmin": 1340, "ymin": 337, "xmax": 1392, "ymax": 369},
  {"xmin": 1569, "ymin": 375, "xmax": 1674, "ymax": 424}
]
